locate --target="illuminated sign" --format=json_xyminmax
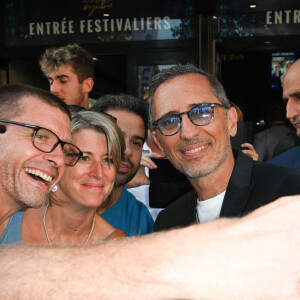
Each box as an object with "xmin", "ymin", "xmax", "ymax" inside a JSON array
[
  {"xmin": 220, "ymin": 9, "xmax": 300, "ymax": 37},
  {"xmin": 4, "ymin": 0, "xmax": 197, "ymax": 46}
]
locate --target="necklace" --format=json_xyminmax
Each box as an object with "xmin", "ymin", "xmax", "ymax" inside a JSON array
[{"xmin": 43, "ymin": 204, "xmax": 95, "ymax": 247}]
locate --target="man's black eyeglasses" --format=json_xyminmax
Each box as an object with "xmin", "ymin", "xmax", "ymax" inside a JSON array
[
  {"xmin": 152, "ymin": 103, "xmax": 224, "ymax": 136},
  {"xmin": 0, "ymin": 119, "xmax": 83, "ymax": 166}
]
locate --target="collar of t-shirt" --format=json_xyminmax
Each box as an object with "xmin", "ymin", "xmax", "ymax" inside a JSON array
[{"xmin": 196, "ymin": 190, "xmax": 226, "ymax": 223}]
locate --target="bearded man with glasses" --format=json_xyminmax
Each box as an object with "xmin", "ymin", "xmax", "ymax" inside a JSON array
[{"xmin": 148, "ymin": 64, "xmax": 300, "ymax": 232}]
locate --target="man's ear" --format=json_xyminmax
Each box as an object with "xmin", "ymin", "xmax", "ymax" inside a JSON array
[
  {"xmin": 151, "ymin": 131, "xmax": 165, "ymax": 155},
  {"xmin": 227, "ymin": 107, "xmax": 238, "ymax": 137},
  {"xmin": 83, "ymin": 77, "xmax": 94, "ymax": 94}
]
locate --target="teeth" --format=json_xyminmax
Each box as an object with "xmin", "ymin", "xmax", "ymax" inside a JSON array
[
  {"xmin": 184, "ymin": 145, "xmax": 208, "ymax": 154},
  {"xmin": 24, "ymin": 168, "xmax": 53, "ymax": 182}
]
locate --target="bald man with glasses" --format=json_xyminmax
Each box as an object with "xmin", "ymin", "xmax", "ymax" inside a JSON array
[{"xmin": 148, "ymin": 64, "xmax": 300, "ymax": 231}]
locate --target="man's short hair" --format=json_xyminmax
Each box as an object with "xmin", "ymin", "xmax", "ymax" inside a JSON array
[
  {"xmin": 0, "ymin": 84, "xmax": 71, "ymax": 119},
  {"xmin": 39, "ymin": 44, "xmax": 94, "ymax": 83},
  {"xmin": 147, "ymin": 63, "xmax": 231, "ymax": 126},
  {"xmin": 90, "ymin": 94, "xmax": 149, "ymax": 140}
]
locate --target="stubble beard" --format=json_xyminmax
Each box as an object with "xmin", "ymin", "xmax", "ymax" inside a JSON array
[
  {"xmin": 159, "ymin": 137, "xmax": 232, "ymax": 180},
  {"xmin": 180, "ymin": 146, "xmax": 231, "ymax": 179},
  {"xmin": 14, "ymin": 181, "xmax": 48, "ymax": 209},
  {"xmin": 1, "ymin": 169, "xmax": 47, "ymax": 210},
  {"xmin": 290, "ymin": 117, "xmax": 300, "ymax": 137},
  {"xmin": 115, "ymin": 162, "xmax": 140, "ymax": 187}
]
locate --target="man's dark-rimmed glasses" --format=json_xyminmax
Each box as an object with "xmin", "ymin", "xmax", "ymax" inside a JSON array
[
  {"xmin": 0, "ymin": 119, "xmax": 83, "ymax": 166},
  {"xmin": 152, "ymin": 103, "xmax": 225, "ymax": 136}
]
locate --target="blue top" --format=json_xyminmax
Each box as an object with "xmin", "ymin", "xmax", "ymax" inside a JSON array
[
  {"xmin": 0, "ymin": 209, "xmax": 24, "ymax": 245},
  {"xmin": 268, "ymin": 146, "xmax": 300, "ymax": 170},
  {"xmin": 101, "ymin": 188, "xmax": 154, "ymax": 236}
]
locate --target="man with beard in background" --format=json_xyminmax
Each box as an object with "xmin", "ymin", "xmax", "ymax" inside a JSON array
[{"xmin": 91, "ymin": 94, "xmax": 154, "ymax": 236}]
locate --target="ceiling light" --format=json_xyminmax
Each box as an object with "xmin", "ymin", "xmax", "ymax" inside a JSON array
[{"xmin": 250, "ymin": 4, "xmax": 256, "ymax": 8}]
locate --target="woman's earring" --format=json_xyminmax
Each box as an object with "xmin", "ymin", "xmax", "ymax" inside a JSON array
[{"xmin": 51, "ymin": 185, "xmax": 58, "ymax": 192}]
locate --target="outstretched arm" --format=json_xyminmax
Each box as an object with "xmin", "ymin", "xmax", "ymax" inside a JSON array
[{"xmin": 1, "ymin": 195, "xmax": 300, "ymax": 299}]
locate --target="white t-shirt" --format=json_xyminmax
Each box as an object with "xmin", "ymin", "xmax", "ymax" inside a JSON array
[
  {"xmin": 196, "ymin": 190, "xmax": 226, "ymax": 223},
  {"xmin": 128, "ymin": 144, "xmax": 163, "ymax": 221}
]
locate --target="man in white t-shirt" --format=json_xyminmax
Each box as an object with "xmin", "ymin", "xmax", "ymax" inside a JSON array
[{"xmin": 148, "ymin": 64, "xmax": 300, "ymax": 231}]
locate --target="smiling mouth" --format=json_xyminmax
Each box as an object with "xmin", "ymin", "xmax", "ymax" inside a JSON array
[
  {"xmin": 24, "ymin": 168, "xmax": 53, "ymax": 183},
  {"xmin": 84, "ymin": 184, "xmax": 104, "ymax": 190},
  {"xmin": 183, "ymin": 144, "xmax": 208, "ymax": 154}
]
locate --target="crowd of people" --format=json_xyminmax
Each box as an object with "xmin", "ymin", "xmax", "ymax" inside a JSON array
[{"xmin": 1, "ymin": 44, "xmax": 300, "ymax": 298}]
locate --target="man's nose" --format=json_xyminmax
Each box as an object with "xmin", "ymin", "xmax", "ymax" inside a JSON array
[
  {"xmin": 44, "ymin": 144, "xmax": 66, "ymax": 168},
  {"xmin": 50, "ymin": 81, "xmax": 61, "ymax": 94},
  {"xmin": 124, "ymin": 139, "xmax": 132, "ymax": 158},
  {"xmin": 286, "ymin": 99, "xmax": 300, "ymax": 120},
  {"xmin": 180, "ymin": 114, "xmax": 199, "ymax": 139}
]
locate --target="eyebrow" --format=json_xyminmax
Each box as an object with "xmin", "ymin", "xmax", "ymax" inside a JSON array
[
  {"xmin": 81, "ymin": 151, "xmax": 92, "ymax": 155},
  {"xmin": 133, "ymin": 135, "xmax": 145, "ymax": 142},
  {"xmin": 290, "ymin": 91, "xmax": 300, "ymax": 99},
  {"xmin": 283, "ymin": 91, "xmax": 300, "ymax": 103},
  {"xmin": 81, "ymin": 151, "xmax": 109, "ymax": 156},
  {"xmin": 47, "ymin": 74, "xmax": 70, "ymax": 80}
]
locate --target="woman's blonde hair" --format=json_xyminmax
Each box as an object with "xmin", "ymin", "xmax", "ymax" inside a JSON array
[{"xmin": 50, "ymin": 110, "xmax": 125, "ymax": 208}]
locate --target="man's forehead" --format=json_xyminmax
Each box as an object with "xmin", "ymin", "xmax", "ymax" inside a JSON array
[
  {"xmin": 106, "ymin": 109, "xmax": 142, "ymax": 122},
  {"xmin": 155, "ymin": 74, "xmax": 213, "ymax": 98},
  {"xmin": 18, "ymin": 97, "xmax": 71, "ymax": 135},
  {"xmin": 106, "ymin": 109, "xmax": 146, "ymax": 138},
  {"xmin": 283, "ymin": 65, "xmax": 300, "ymax": 95},
  {"xmin": 49, "ymin": 64, "xmax": 75, "ymax": 77},
  {"xmin": 153, "ymin": 73, "xmax": 216, "ymax": 113},
  {"xmin": 284, "ymin": 60, "xmax": 300, "ymax": 82},
  {"xmin": 20, "ymin": 95, "xmax": 60, "ymax": 109}
]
